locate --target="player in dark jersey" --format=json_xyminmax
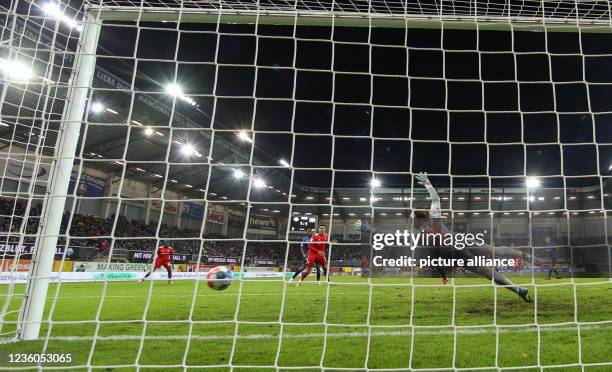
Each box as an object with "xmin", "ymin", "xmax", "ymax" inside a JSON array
[
  {"xmin": 138, "ymin": 244, "xmax": 175, "ymax": 284},
  {"xmin": 288, "ymin": 229, "xmax": 321, "ymax": 283}
]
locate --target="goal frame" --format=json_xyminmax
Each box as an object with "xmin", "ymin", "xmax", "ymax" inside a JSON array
[
  {"xmin": 17, "ymin": 13, "xmax": 102, "ymax": 341},
  {"xmin": 16, "ymin": 0, "xmax": 612, "ymax": 341},
  {"xmin": 89, "ymin": 3, "xmax": 612, "ymax": 31}
]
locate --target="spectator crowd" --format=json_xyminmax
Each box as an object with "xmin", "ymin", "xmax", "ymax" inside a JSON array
[{"xmin": 0, "ymin": 197, "xmax": 364, "ymax": 264}]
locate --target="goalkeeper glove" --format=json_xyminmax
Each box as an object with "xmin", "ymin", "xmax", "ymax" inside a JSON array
[
  {"xmin": 354, "ymin": 220, "xmax": 362, "ymax": 231},
  {"xmin": 415, "ymin": 172, "xmax": 431, "ymax": 186}
]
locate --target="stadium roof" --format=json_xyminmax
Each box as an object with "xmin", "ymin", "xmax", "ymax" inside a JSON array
[{"xmin": 0, "ymin": 9, "xmax": 294, "ymax": 201}]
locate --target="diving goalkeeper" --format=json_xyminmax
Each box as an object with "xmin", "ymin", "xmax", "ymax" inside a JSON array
[{"xmin": 357, "ymin": 173, "xmax": 532, "ymax": 302}]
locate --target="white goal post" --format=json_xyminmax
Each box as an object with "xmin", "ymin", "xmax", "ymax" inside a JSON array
[{"xmin": 17, "ymin": 13, "xmax": 102, "ymax": 341}]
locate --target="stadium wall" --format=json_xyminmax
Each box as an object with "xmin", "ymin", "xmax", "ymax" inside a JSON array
[{"xmin": 0, "ymin": 270, "xmax": 289, "ymax": 284}]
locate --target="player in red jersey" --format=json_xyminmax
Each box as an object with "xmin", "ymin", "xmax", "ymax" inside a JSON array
[
  {"xmin": 510, "ymin": 244, "xmax": 524, "ymax": 276},
  {"xmin": 297, "ymin": 224, "xmax": 336, "ymax": 286},
  {"xmin": 512, "ymin": 254, "xmax": 523, "ymax": 276},
  {"xmin": 138, "ymin": 244, "xmax": 175, "ymax": 284}
]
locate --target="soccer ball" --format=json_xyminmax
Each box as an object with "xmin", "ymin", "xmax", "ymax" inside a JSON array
[{"xmin": 206, "ymin": 266, "xmax": 233, "ymax": 291}]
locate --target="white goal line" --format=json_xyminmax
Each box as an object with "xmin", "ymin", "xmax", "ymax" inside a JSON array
[{"xmin": 43, "ymin": 322, "xmax": 612, "ymax": 342}]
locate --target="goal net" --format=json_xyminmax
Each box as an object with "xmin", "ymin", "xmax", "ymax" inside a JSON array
[{"xmin": 0, "ymin": 0, "xmax": 612, "ymax": 370}]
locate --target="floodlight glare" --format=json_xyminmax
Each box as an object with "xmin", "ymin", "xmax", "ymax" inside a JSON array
[
  {"xmin": 233, "ymin": 169, "xmax": 246, "ymax": 179},
  {"xmin": 166, "ymin": 83, "xmax": 184, "ymax": 97},
  {"xmin": 370, "ymin": 178, "xmax": 381, "ymax": 188},
  {"xmin": 253, "ymin": 178, "xmax": 266, "ymax": 188},
  {"xmin": 42, "ymin": 3, "xmax": 62, "ymax": 17},
  {"xmin": 144, "ymin": 127, "xmax": 154, "ymax": 136},
  {"xmin": 165, "ymin": 83, "xmax": 198, "ymax": 107},
  {"xmin": 0, "ymin": 59, "xmax": 33, "ymax": 81},
  {"xmin": 279, "ymin": 159, "xmax": 289, "ymax": 167},
  {"xmin": 237, "ymin": 131, "xmax": 253, "ymax": 143},
  {"xmin": 180, "ymin": 143, "xmax": 196, "ymax": 156},
  {"xmin": 42, "ymin": 2, "xmax": 82, "ymax": 31},
  {"xmin": 90, "ymin": 102, "xmax": 104, "ymax": 113},
  {"xmin": 526, "ymin": 177, "xmax": 540, "ymax": 188}
]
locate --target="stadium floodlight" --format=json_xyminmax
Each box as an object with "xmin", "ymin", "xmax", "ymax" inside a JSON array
[
  {"xmin": 233, "ymin": 168, "xmax": 245, "ymax": 179},
  {"xmin": 42, "ymin": 2, "xmax": 83, "ymax": 31},
  {"xmin": 526, "ymin": 177, "xmax": 540, "ymax": 188},
  {"xmin": 166, "ymin": 83, "xmax": 183, "ymax": 97},
  {"xmin": 279, "ymin": 159, "xmax": 289, "ymax": 167},
  {"xmin": 143, "ymin": 127, "xmax": 154, "ymax": 136},
  {"xmin": 0, "ymin": 58, "xmax": 33, "ymax": 81},
  {"xmin": 90, "ymin": 102, "xmax": 104, "ymax": 113},
  {"xmin": 237, "ymin": 130, "xmax": 253, "ymax": 143},
  {"xmin": 165, "ymin": 83, "xmax": 197, "ymax": 106},
  {"xmin": 180, "ymin": 143, "xmax": 196, "ymax": 157},
  {"xmin": 370, "ymin": 178, "xmax": 381, "ymax": 188},
  {"xmin": 253, "ymin": 178, "xmax": 266, "ymax": 188}
]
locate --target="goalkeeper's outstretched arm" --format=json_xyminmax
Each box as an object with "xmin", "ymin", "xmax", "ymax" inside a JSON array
[
  {"xmin": 354, "ymin": 219, "xmax": 377, "ymax": 233},
  {"xmin": 416, "ymin": 173, "xmax": 441, "ymax": 219}
]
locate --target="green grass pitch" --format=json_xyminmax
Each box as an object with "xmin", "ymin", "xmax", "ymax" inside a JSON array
[{"xmin": 0, "ymin": 276, "xmax": 612, "ymax": 371}]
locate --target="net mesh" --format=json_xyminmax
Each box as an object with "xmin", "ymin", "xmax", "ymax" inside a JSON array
[{"xmin": 0, "ymin": 0, "xmax": 611, "ymax": 370}]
